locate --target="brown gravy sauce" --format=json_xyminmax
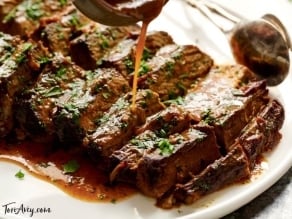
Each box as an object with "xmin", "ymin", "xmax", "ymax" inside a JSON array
[{"xmin": 0, "ymin": 140, "xmax": 136, "ymax": 203}]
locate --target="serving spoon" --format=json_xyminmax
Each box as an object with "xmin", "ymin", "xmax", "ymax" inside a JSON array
[{"xmin": 187, "ymin": 0, "xmax": 291, "ymax": 86}]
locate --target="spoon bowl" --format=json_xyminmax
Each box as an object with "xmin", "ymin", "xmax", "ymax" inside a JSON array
[
  {"xmin": 188, "ymin": 0, "xmax": 291, "ymax": 86},
  {"xmin": 230, "ymin": 15, "xmax": 290, "ymax": 86}
]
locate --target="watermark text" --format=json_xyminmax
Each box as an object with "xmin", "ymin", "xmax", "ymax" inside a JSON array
[{"xmin": 1, "ymin": 202, "xmax": 51, "ymax": 217}]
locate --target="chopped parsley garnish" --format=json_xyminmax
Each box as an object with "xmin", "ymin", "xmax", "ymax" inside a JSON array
[
  {"xmin": 163, "ymin": 96, "xmax": 184, "ymax": 106},
  {"xmin": 62, "ymin": 160, "xmax": 80, "ymax": 174},
  {"xmin": 15, "ymin": 43, "xmax": 33, "ymax": 64},
  {"xmin": 2, "ymin": 8, "xmax": 17, "ymax": 23},
  {"xmin": 63, "ymin": 103, "xmax": 80, "ymax": 120},
  {"xmin": 130, "ymin": 133, "xmax": 175, "ymax": 155},
  {"xmin": 130, "ymin": 136, "xmax": 156, "ymax": 149},
  {"xmin": 201, "ymin": 109, "xmax": 215, "ymax": 124},
  {"xmin": 142, "ymin": 48, "xmax": 151, "ymax": 60},
  {"xmin": 43, "ymin": 86, "xmax": 63, "ymax": 98},
  {"xmin": 95, "ymin": 114, "xmax": 110, "ymax": 125},
  {"xmin": 38, "ymin": 56, "xmax": 51, "ymax": 65},
  {"xmin": 56, "ymin": 67, "xmax": 67, "ymax": 78},
  {"xmin": 15, "ymin": 170, "xmax": 25, "ymax": 179},
  {"xmin": 138, "ymin": 60, "xmax": 150, "ymax": 76},
  {"xmin": 124, "ymin": 58, "xmax": 134, "ymax": 74},
  {"xmin": 158, "ymin": 139, "xmax": 174, "ymax": 155},
  {"xmin": 165, "ymin": 61, "xmax": 175, "ymax": 77},
  {"xmin": 25, "ymin": 1, "xmax": 44, "ymax": 21},
  {"xmin": 69, "ymin": 14, "xmax": 81, "ymax": 27},
  {"xmin": 59, "ymin": 0, "xmax": 68, "ymax": 6},
  {"xmin": 96, "ymin": 33, "xmax": 109, "ymax": 49}
]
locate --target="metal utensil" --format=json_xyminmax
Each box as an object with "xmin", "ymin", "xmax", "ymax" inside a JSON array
[{"xmin": 187, "ymin": 0, "xmax": 291, "ymax": 86}]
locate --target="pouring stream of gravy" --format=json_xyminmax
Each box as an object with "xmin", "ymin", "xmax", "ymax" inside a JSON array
[{"xmin": 105, "ymin": 0, "xmax": 167, "ymax": 108}]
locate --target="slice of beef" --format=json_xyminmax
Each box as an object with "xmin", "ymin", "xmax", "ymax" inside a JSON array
[
  {"xmin": 0, "ymin": 0, "xmax": 71, "ymax": 37},
  {"xmin": 157, "ymin": 98, "xmax": 285, "ymax": 209},
  {"xmin": 14, "ymin": 53, "xmax": 86, "ymax": 141},
  {"xmin": 53, "ymin": 68, "xmax": 130, "ymax": 146},
  {"xmin": 100, "ymin": 31, "xmax": 174, "ymax": 79},
  {"xmin": 110, "ymin": 124, "xmax": 221, "ymax": 198},
  {"xmin": 182, "ymin": 65, "xmax": 269, "ymax": 152},
  {"xmin": 69, "ymin": 24, "xmax": 140, "ymax": 70},
  {"xmin": 136, "ymin": 125, "xmax": 221, "ymax": 198},
  {"xmin": 237, "ymin": 99, "xmax": 284, "ymax": 168},
  {"xmin": 109, "ymin": 104, "xmax": 192, "ymax": 184},
  {"xmin": 158, "ymin": 144, "xmax": 250, "ymax": 208},
  {"xmin": 31, "ymin": 6, "xmax": 90, "ymax": 56},
  {"xmin": 83, "ymin": 89, "xmax": 165, "ymax": 158},
  {"xmin": 0, "ymin": 39, "xmax": 48, "ymax": 137},
  {"xmin": 137, "ymin": 44, "xmax": 213, "ymax": 101}
]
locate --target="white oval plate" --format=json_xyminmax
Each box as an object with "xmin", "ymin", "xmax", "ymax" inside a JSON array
[{"xmin": 1, "ymin": 0, "xmax": 292, "ymax": 219}]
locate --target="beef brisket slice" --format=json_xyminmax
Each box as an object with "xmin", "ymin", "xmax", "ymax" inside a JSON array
[
  {"xmin": 109, "ymin": 104, "xmax": 193, "ymax": 184},
  {"xmin": 182, "ymin": 65, "xmax": 268, "ymax": 151},
  {"xmin": 100, "ymin": 31, "xmax": 174, "ymax": 79},
  {"xmin": 14, "ymin": 54, "xmax": 86, "ymax": 140},
  {"xmin": 70, "ymin": 24, "xmax": 140, "ymax": 70},
  {"xmin": 31, "ymin": 6, "xmax": 90, "ymax": 56},
  {"xmin": 0, "ymin": 39, "xmax": 48, "ymax": 137},
  {"xmin": 237, "ymin": 99, "xmax": 284, "ymax": 168},
  {"xmin": 135, "ymin": 125, "xmax": 220, "ymax": 198},
  {"xmin": 159, "ymin": 144, "xmax": 250, "ymax": 208},
  {"xmin": 137, "ymin": 44, "xmax": 213, "ymax": 101},
  {"xmin": 0, "ymin": 0, "xmax": 71, "ymax": 37},
  {"xmin": 53, "ymin": 68, "xmax": 130, "ymax": 146},
  {"xmin": 83, "ymin": 89, "xmax": 165, "ymax": 158}
]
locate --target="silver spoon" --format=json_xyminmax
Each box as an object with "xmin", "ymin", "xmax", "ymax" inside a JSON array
[
  {"xmin": 187, "ymin": 0, "xmax": 291, "ymax": 86},
  {"xmin": 72, "ymin": 0, "xmax": 167, "ymax": 26}
]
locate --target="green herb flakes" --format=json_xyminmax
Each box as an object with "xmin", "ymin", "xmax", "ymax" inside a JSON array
[
  {"xmin": 56, "ymin": 67, "xmax": 67, "ymax": 78},
  {"xmin": 15, "ymin": 170, "xmax": 25, "ymax": 179},
  {"xmin": 201, "ymin": 108, "xmax": 215, "ymax": 125},
  {"xmin": 163, "ymin": 96, "xmax": 184, "ymax": 106},
  {"xmin": 138, "ymin": 60, "xmax": 150, "ymax": 76},
  {"xmin": 43, "ymin": 86, "xmax": 63, "ymax": 98},
  {"xmin": 2, "ymin": 8, "xmax": 17, "ymax": 23},
  {"xmin": 62, "ymin": 160, "xmax": 80, "ymax": 174},
  {"xmin": 158, "ymin": 139, "xmax": 174, "ymax": 155},
  {"xmin": 15, "ymin": 43, "xmax": 33, "ymax": 64},
  {"xmin": 59, "ymin": 0, "xmax": 68, "ymax": 6},
  {"xmin": 25, "ymin": 1, "xmax": 44, "ymax": 21}
]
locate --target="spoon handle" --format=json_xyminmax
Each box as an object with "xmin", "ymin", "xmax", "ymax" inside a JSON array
[{"xmin": 186, "ymin": 0, "xmax": 245, "ymax": 33}]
